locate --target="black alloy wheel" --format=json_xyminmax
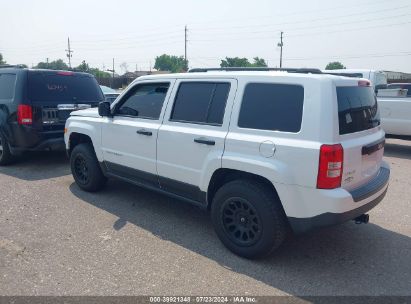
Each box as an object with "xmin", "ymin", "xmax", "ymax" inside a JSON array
[
  {"xmin": 73, "ymin": 154, "xmax": 89, "ymax": 185},
  {"xmin": 221, "ymin": 197, "xmax": 262, "ymax": 246}
]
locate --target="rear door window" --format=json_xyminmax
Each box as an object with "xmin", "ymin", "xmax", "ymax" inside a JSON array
[
  {"xmin": 337, "ymin": 86, "xmax": 380, "ymax": 135},
  {"xmin": 28, "ymin": 71, "xmax": 104, "ymax": 103},
  {"xmin": 170, "ymin": 82, "xmax": 230, "ymax": 125},
  {"xmin": 0, "ymin": 74, "xmax": 17, "ymax": 100},
  {"xmin": 238, "ymin": 83, "xmax": 304, "ymax": 132}
]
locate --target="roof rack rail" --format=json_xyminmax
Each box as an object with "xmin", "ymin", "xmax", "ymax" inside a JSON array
[
  {"xmin": 321, "ymin": 71, "xmax": 363, "ymax": 78},
  {"xmin": 0, "ymin": 64, "xmax": 26, "ymax": 69},
  {"xmin": 188, "ymin": 67, "xmax": 323, "ymax": 74}
]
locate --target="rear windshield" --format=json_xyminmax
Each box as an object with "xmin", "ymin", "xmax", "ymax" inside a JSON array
[
  {"xmin": 28, "ymin": 71, "xmax": 104, "ymax": 103},
  {"xmin": 337, "ymin": 86, "xmax": 380, "ymax": 135}
]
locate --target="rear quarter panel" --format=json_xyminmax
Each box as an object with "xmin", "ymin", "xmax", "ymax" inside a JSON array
[{"xmin": 220, "ymin": 76, "xmax": 338, "ymax": 190}]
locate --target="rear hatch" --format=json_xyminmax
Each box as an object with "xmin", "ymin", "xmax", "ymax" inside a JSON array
[
  {"xmin": 27, "ymin": 70, "xmax": 104, "ymax": 131},
  {"xmin": 336, "ymin": 80, "xmax": 385, "ymax": 191}
]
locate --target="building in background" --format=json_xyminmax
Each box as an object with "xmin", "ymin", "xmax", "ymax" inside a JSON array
[{"xmin": 384, "ymin": 71, "xmax": 411, "ymax": 83}]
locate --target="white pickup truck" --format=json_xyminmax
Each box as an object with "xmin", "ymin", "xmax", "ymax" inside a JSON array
[
  {"xmin": 378, "ymin": 92, "xmax": 411, "ymax": 139},
  {"xmin": 323, "ymin": 71, "xmax": 411, "ymax": 139}
]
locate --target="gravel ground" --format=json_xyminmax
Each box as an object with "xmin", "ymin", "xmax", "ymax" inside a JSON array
[{"xmin": 0, "ymin": 138, "xmax": 410, "ymax": 296}]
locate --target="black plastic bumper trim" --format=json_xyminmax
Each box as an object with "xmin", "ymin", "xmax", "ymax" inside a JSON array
[
  {"xmin": 10, "ymin": 138, "xmax": 65, "ymax": 153},
  {"xmin": 288, "ymin": 187, "xmax": 388, "ymax": 235},
  {"xmin": 349, "ymin": 166, "xmax": 390, "ymax": 202}
]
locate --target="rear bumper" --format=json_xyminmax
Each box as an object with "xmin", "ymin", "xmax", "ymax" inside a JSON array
[
  {"xmin": 10, "ymin": 137, "xmax": 65, "ymax": 153},
  {"xmin": 286, "ymin": 162, "xmax": 390, "ymax": 234},
  {"xmin": 8, "ymin": 125, "xmax": 65, "ymax": 153}
]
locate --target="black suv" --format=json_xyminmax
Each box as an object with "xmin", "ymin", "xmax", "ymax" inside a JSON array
[{"xmin": 0, "ymin": 66, "xmax": 104, "ymax": 165}]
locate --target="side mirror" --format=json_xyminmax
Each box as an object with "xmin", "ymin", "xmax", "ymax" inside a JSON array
[{"xmin": 98, "ymin": 101, "xmax": 111, "ymax": 117}]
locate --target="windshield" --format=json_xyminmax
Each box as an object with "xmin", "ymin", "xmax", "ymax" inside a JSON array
[{"xmin": 100, "ymin": 85, "xmax": 117, "ymax": 94}]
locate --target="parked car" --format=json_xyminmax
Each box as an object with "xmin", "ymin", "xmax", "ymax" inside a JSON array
[
  {"xmin": 387, "ymin": 83, "xmax": 411, "ymax": 97},
  {"xmin": 0, "ymin": 66, "xmax": 104, "ymax": 165},
  {"xmin": 65, "ymin": 67, "xmax": 390, "ymax": 259},
  {"xmin": 323, "ymin": 69, "xmax": 388, "ymax": 93},
  {"xmin": 100, "ymin": 85, "xmax": 120, "ymax": 103}
]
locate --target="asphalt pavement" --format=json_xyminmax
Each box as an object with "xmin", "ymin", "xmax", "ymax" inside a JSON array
[{"xmin": 0, "ymin": 139, "xmax": 410, "ymax": 296}]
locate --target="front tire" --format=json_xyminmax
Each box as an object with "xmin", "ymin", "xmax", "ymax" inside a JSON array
[
  {"xmin": 0, "ymin": 133, "xmax": 14, "ymax": 166},
  {"xmin": 211, "ymin": 180, "xmax": 288, "ymax": 259},
  {"xmin": 70, "ymin": 143, "xmax": 107, "ymax": 192}
]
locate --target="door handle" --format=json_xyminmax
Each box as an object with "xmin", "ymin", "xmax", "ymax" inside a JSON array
[
  {"xmin": 194, "ymin": 137, "xmax": 215, "ymax": 146},
  {"xmin": 136, "ymin": 129, "xmax": 152, "ymax": 136}
]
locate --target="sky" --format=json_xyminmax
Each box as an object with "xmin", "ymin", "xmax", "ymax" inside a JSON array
[{"xmin": 1, "ymin": 0, "xmax": 411, "ymax": 73}]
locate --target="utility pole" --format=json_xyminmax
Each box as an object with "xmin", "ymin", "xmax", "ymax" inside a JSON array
[
  {"xmin": 184, "ymin": 25, "xmax": 188, "ymax": 71},
  {"xmin": 107, "ymin": 58, "xmax": 115, "ymax": 89},
  {"xmin": 46, "ymin": 58, "xmax": 49, "ymax": 69},
  {"xmin": 277, "ymin": 31, "xmax": 284, "ymax": 68},
  {"xmin": 65, "ymin": 37, "xmax": 73, "ymax": 69},
  {"xmin": 112, "ymin": 58, "xmax": 115, "ymax": 79}
]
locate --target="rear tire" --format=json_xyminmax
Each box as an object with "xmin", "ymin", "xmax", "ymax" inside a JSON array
[
  {"xmin": 211, "ymin": 179, "xmax": 288, "ymax": 259},
  {"xmin": 70, "ymin": 143, "xmax": 107, "ymax": 192},
  {"xmin": 0, "ymin": 133, "xmax": 14, "ymax": 166}
]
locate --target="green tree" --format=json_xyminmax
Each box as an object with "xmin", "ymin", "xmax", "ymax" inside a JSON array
[
  {"xmin": 325, "ymin": 61, "xmax": 346, "ymax": 70},
  {"xmin": 220, "ymin": 57, "xmax": 268, "ymax": 68},
  {"xmin": 220, "ymin": 57, "xmax": 250, "ymax": 67},
  {"xmin": 74, "ymin": 61, "xmax": 110, "ymax": 77},
  {"xmin": 76, "ymin": 60, "xmax": 90, "ymax": 72},
  {"xmin": 0, "ymin": 53, "xmax": 5, "ymax": 65},
  {"xmin": 35, "ymin": 59, "xmax": 69, "ymax": 70},
  {"xmin": 89, "ymin": 68, "xmax": 110, "ymax": 78},
  {"xmin": 154, "ymin": 54, "xmax": 187, "ymax": 73},
  {"xmin": 250, "ymin": 57, "xmax": 268, "ymax": 67}
]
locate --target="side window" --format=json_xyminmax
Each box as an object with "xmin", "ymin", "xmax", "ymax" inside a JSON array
[
  {"xmin": 170, "ymin": 82, "xmax": 230, "ymax": 125},
  {"xmin": 116, "ymin": 82, "xmax": 170, "ymax": 119},
  {"xmin": 0, "ymin": 74, "xmax": 17, "ymax": 100},
  {"xmin": 238, "ymin": 83, "xmax": 304, "ymax": 133}
]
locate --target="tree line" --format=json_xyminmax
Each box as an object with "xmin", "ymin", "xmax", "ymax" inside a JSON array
[{"xmin": 0, "ymin": 52, "xmax": 346, "ymax": 76}]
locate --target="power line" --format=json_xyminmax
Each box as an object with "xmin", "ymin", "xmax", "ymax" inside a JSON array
[
  {"xmin": 188, "ymin": 50, "xmax": 411, "ymax": 62},
  {"xmin": 3, "ymin": 5, "xmax": 409, "ymax": 53},
  {"xmin": 285, "ymin": 52, "xmax": 411, "ymax": 61},
  {"xmin": 189, "ymin": 18, "xmax": 411, "ymax": 44},
  {"xmin": 191, "ymin": 4, "xmax": 410, "ymax": 33},
  {"xmin": 189, "ymin": 12, "xmax": 411, "ymax": 42},
  {"xmin": 286, "ymin": 20, "xmax": 411, "ymax": 38},
  {"xmin": 184, "ymin": 0, "xmax": 406, "ymax": 28}
]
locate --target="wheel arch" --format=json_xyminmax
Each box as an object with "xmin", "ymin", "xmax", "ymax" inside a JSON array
[
  {"xmin": 207, "ymin": 168, "xmax": 285, "ymax": 212},
  {"xmin": 68, "ymin": 132, "xmax": 93, "ymax": 156}
]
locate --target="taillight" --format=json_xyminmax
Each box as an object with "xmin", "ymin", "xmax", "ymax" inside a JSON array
[
  {"xmin": 317, "ymin": 144, "xmax": 344, "ymax": 189},
  {"xmin": 358, "ymin": 80, "xmax": 371, "ymax": 87},
  {"xmin": 17, "ymin": 105, "xmax": 33, "ymax": 125}
]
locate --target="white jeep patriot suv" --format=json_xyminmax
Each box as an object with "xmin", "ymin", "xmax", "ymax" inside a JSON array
[{"xmin": 65, "ymin": 68, "xmax": 390, "ymax": 259}]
